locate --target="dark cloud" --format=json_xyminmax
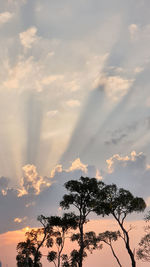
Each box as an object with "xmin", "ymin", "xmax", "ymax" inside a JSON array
[
  {"xmin": 0, "ymin": 160, "xmax": 99, "ymax": 234},
  {"xmin": 105, "ymin": 133, "xmax": 127, "ymax": 145},
  {"xmin": 104, "ymin": 151, "xmax": 150, "ymax": 199},
  {"xmin": 0, "ymin": 176, "xmax": 9, "ymax": 190}
]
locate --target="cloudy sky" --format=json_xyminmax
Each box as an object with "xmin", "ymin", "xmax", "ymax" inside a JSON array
[{"xmin": 1, "ymin": 0, "xmax": 150, "ymax": 266}]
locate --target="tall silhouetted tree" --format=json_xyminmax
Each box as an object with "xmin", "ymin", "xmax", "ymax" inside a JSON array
[
  {"xmin": 95, "ymin": 184, "xmax": 146, "ymax": 267},
  {"xmin": 60, "ymin": 176, "xmax": 105, "ymax": 267}
]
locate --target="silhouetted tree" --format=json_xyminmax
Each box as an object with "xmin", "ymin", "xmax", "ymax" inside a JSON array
[
  {"xmin": 95, "ymin": 184, "xmax": 146, "ymax": 267},
  {"xmin": 16, "ymin": 216, "xmax": 53, "ymax": 267},
  {"xmin": 97, "ymin": 230, "xmax": 122, "ymax": 267},
  {"xmin": 16, "ymin": 238, "xmax": 35, "ymax": 267},
  {"xmin": 137, "ymin": 211, "xmax": 150, "ymax": 262},
  {"xmin": 45, "ymin": 213, "xmax": 78, "ymax": 267},
  {"xmin": 137, "ymin": 233, "xmax": 150, "ymax": 262},
  {"xmin": 60, "ymin": 176, "xmax": 105, "ymax": 267},
  {"xmin": 61, "ymin": 249, "xmax": 87, "ymax": 267}
]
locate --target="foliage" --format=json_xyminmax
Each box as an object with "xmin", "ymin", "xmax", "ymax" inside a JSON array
[
  {"xmin": 45, "ymin": 213, "xmax": 78, "ymax": 267},
  {"xmin": 95, "ymin": 184, "xmax": 146, "ymax": 267},
  {"xmin": 95, "ymin": 184, "xmax": 146, "ymax": 221},
  {"xmin": 97, "ymin": 231, "xmax": 122, "ymax": 267},
  {"xmin": 16, "ymin": 216, "xmax": 53, "ymax": 267},
  {"xmin": 16, "ymin": 177, "xmax": 147, "ymax": 267},
  {"xmin": 16, "ymin": 238, "xmax": 41, "ymax": 267},
  {"xmin": 137, "ymin": 233, "xmax": 150, "ymax": 262},
  {"xmin": 137, "ymin": 211, "xmax": 150, "ymax": 262},
  {"xmin": 60, "ymin": 176, "xmax": 105, "ymax": 267}
]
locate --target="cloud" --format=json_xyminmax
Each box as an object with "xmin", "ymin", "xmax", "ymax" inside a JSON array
[
  {"xmin": 66, "ymin": 99, "xmax": 81, "ymax": 108},
  {"xmin": 95, "ymin": 169, "xmax": 103, "ymax": 180},
  {"xmin": 0, "ymin": 12, "xmax": 13, "ymax": 25},
  {"xmin": 67, "ymin": 158, "xmax": 88, "ymax": 173},
  {"xmin": 106, "ymin": 151, "xmax": 138, "ymax": 173},
  {"xmin": 46, "ymin": 110, "xmax": 59, "ymax": 117},
  {"xmin": 0, "ymin": 177, "xmax": 9, "ymax": 189},
  {"xmin": 0, "ymin": 158, "xmax": 100, "ymax": 234},
  {"xmin": 42, "ymin": 75, "xmax": 64, "ymax": 85},
  {"xmin": 129, "ymin": 24, "xmax": 139, "ymax": 40},
  {"xmin": 129, "ymin": 23, "xmax": 150, "ymax": 43},
  {"xmin": 105, "ymin": 133, "xmax": 127, "ymax": 146},
  {"xmin": 50, "ymin": 158, "xmax": 90, "ymax": 178},
  {"xmin": 14, "ymin": 217, "xmax": 27, "ymax": 223},
  {"xmin": 0, "ymin": 177, "xmax": 10, "ymax": 195},
  {"xmin": 134, "ymin": 66, "xmax": 144, "ymax": 74},
  {"xmin": 1, "ymin": 154, "xmax": 150, "ymax": 234},
  {"xmin": 19, "ymin": 27, "xmax": 38, "ymax": 49},
  {"xmin": 2, "ymin": 57, "xmax": 41, "ymax": 91},
  {"xmin": 104, "ymin": 151, "xmax": 150, "ymax": 199},
  {"xmin": 18, "ymin": 164, "xmax": 51, "ymax": 196},
  {"xmin": 50, "ymin": 165, "xmax": 63, "ymax": 178},
  {"xmin": 98, "ymin": 75, "xmax": 134, "ymax": 102}
]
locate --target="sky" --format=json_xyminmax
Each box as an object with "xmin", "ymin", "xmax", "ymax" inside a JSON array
[{"xmin": 1, "ymin": 0, "xmax": 150, "ymax": 266}]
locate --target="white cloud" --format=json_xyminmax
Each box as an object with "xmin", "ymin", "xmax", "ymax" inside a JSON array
[
  {"xmin": 106, "ymin": 152, "xmax": 134, "ymax": 173},
  {"xmin": 14, "ymin": 217, "xmax": 27, "ymax": 223},
  {"xmin": 66, "ymin": 99, "xmax": 80, "ymax": 107},
  {"xmin": 98, "ymin": 75, "xmax": 133, "ymax": 101},
  {"xmin": 42, "ymin": 75, "xmax": 64, "ymax": 85},
  {"xmin": 47, "ymin": 110, "xmax": 59, "ymax": 117},
  {"xmin": 25, "ymin": 202, "xmax": 35, "ymax": 208},
  {"xmin": 67, "ymin": 158, "xmax": 88, "ymax": 173},
  {"xmin": 47, "ymin": 51, "xmax": 55, "ymax": 57},
  {"xmin": 18, "ymin": 164, "xmax": 51, "ymax": 196},
  {"xmin": 95, "ymin": 169, "xmax": 103, "ymax": 180},
  {"xmin": 104, "ymin": 151, "xmax": 150, "ymax": 198},
  {"xmin": 64, "ymin": 80, "xmax": 80, "ymax": 92},
  {"xmin": 50, "ymin": 158, "xmax": 98, "ymax": 179},
  {"xmin": 19, "ymin": 27, "xmax": 38, "ymax": 49},
  {"xmin": 129, "ymin": 24, "xmax": 139, "ymax": 40},
  {"xmin": 134, "ymin": 66, "xmax": 144, "ymax": 74},
  {"xmin": 2, "ymin": 56, "xmax": 43, "ymax": 92},
  {"xmin": 129, "ymin": 23, "xmax": 150, "ymax": 43},
  {"xmin": 0, "ymin": 12, "xmax": 13, "ymax": 25},
  {"xmin": 50, "ymin": 165, "xmax": 63, "ymax": 178}
]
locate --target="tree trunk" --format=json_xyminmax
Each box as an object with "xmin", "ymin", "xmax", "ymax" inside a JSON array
[
  {"xmin": 34, "ymin": 253, "xmax": 38, "ymax": 267},
  {"xmin": 58, "ymin": 252, "xmax": 61, "ymax": 267},
  {"xmin": 110, "ymin": 243, "xmax": 122, "ymax": 267},
  {"xmin": 116, "ymin": 218, "xmax": 136, "ymax": 267},
  {"xmin": 79, "ymin": 224, "xmax": 84, "ymax": 267}
]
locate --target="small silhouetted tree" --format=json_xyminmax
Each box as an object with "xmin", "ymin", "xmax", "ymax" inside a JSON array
[
  {"xmin": 61, "ymin": 249, "xmax": 87, "ymax": 267},
  {"xmin": 46, "ymin": 213, "xmax": 78, "ymax": 267},
  {"xmin": 61, "ymin": 231, "xmax": 98, "ymax": 267},
  {"xmin": 16, "ymin": 216, "xmax": 53, "ymax": 267},
  {"xmin": 137, "ymin": 211, "xmax": 150, "ymax": 262},
  {"xmin": 97, "ymin": 230, "xmax": 122, "ymax": 267},
  {"xmin": 16, "ymin": 238, "xmax": 35, "ymax": 267},
  {"xmin": 60, "ymin": 176, "xmax": 105, "ymax": 267},
  {"xmin": 137, "ymin": 233, "xmax": 150, "ymax": 262},
  {"xmin": 95, "ymin": 184, "xmax": 146, "ymax": 267}
]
